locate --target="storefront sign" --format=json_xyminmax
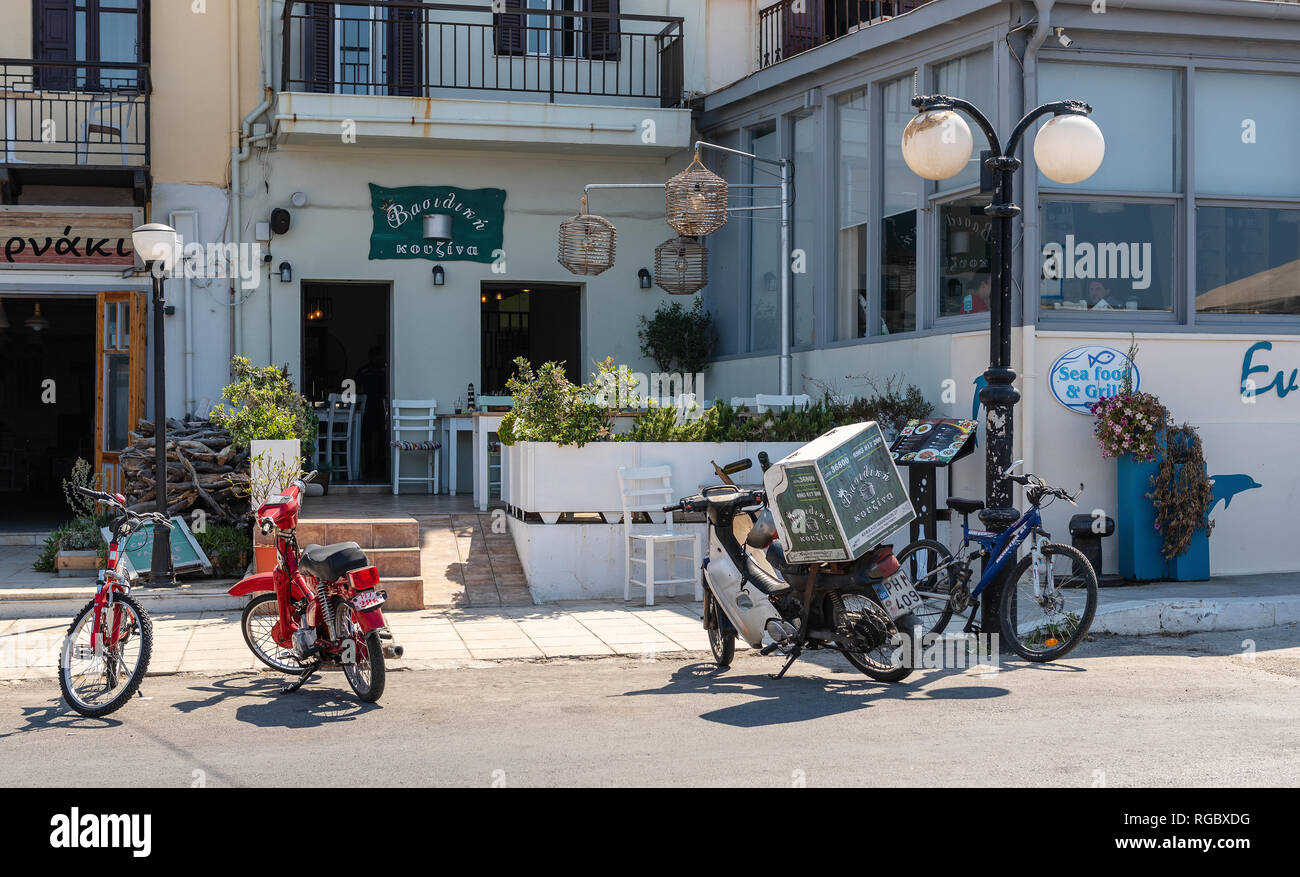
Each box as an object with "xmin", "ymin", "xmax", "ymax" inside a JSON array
[
  {"xmin": 0, "ymin": 208, "xmax": 136, "ymax": 267},
  {"xmin": 1240, "ymin": 341, "xmax": 1298, "ymax": 398},
  {"xmin": 369, "ymin": 184, "xmax": 505, "ymax": 263},
  {"xmin": 1049, "ymin": 345, "xmax": 1140, "ymax": 414}
]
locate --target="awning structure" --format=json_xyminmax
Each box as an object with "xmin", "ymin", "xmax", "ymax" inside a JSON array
[{"xmin": 1197, "ymin": 259, "xmax": 1300, "ymax": 314}]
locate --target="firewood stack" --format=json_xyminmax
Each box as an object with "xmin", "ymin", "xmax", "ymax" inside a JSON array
[{"xmin": 119, "ymin": 419, "xmax": 251, "ymax": 524}]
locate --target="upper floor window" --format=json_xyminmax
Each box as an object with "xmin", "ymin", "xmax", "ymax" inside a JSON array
[
  {"xmin": 35, "ymin": 0, "xmax": 144, "ymax": 90},
  {"xmin": 1195, "ymin": 71, "xmax": 1300, "ymax": 198},
  {"xmin": 494, "ymin": 0, "xmax": 622, "ymax": 61}
]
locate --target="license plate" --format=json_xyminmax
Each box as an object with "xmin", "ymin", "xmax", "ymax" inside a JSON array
[
  {"xmin": 873, "ymin": 572, "xmax": 923, "ymax": 621},
  {"xmin": 352, "ymin": 589, "xmax": 387, "ymax": 612}
]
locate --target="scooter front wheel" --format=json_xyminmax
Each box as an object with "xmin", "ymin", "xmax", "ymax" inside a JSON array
[{"xmin": 704, "ymin": 586, "xmax": 736, "ymax": 668}]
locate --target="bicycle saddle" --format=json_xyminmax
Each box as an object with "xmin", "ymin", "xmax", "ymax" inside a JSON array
[
  {"xmin": 947, "ymin": 497, "xmax": 985, "ymax": 515},
  {"xmin": 300, "ymin": 542, "xmax": 370, "ymax": 582}
]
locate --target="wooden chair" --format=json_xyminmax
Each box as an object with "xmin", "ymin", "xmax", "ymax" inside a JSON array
[
  {"xmin": 618, "ymin": 466, "xmax": 702, "ymax": 606},
  {"xmin": 390, "ymin": 399, "xmax": 440, "ymax": 495},
  {"xmin": 320, "ymin": 393, "xmax": 364, "ymax": 482}
]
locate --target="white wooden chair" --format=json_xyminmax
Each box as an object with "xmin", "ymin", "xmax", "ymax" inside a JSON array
[
  {"xmin": 478, "ymin": 396, "xmax": 512, "ymax": 498},
  {"xmin": 320, "ymin": 393, "xmax": 363, "ymax": 481},
  {"xmin": 755, "ymin": 393, "xmax": 812, "ymax": 413},
  {"xmin": 618, "ymin": 466, "xmax": 702, "ymax": 606},
  {"xmin": 391, "ymin": 399, "xmax": 440, "ymax": 495}
]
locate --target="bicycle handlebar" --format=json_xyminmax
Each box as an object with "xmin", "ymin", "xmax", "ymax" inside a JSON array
[
  {"xmin": 77, "ymin": 486, "xmax": 173, "ymax": 529},
  {"xmin": 1008, "ymin": 473, "xmax": 1083, "ymax": 506}
]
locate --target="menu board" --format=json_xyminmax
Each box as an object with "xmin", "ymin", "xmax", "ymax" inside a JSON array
[
  {"xmin": 890, "ymin": 418, "xmax": 978, "ymax": 466},
  {"xmin": 101, "ymin": 517, "xmax": 212, "ymax": 581}
]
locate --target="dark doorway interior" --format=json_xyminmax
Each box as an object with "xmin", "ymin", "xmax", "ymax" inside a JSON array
[
  {"xmin": 301, "ymin": 283, "xmax": 390, "ymax": 483},
  {"xmin": 0, "ymin": 297, "xmax": 96, "ymax": 530},
  {"xmin": 481, "ymin": 283, "xmax": 581, "ymax": 394}
]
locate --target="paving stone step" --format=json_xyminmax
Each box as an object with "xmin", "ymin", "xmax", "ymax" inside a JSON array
[{"xmin": 296, "ymin": 518, "xmax": 419, "ymax": 550}]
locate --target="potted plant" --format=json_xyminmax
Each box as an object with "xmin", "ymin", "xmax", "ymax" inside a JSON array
[
  {"xmin": 637, "ymin": 298, "xmax": 717, "ymax": 376},
  {"xmin": 1146, "ymin": 425, "xmax": 1212, "ymax": 581}
]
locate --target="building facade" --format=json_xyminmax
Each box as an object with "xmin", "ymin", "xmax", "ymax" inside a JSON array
[{"xmin": 699, "ymin": 0, "xmax": 1300, "ymax": 576}]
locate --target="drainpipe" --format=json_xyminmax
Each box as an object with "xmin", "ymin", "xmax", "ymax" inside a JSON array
[
  {"xmin": 171, "ymin": 209, "xmax": 199, "ymax": 418},
  {"xmin": 1019, "ymin": 0, "xmax": 1054, "ymax": 508}
]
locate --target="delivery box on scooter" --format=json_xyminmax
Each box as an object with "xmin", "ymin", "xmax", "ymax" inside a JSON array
[{"xmin": 762, "ymin": 421, "xmax": 914, "ymax": 564}]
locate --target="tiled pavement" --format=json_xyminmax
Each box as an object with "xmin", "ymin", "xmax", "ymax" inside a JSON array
[
  {"xmin": 0, "ymin": 598, "xmax": 720, "ymax": 681},
  {"xmin": 414, "ymin": 514, "xmax": 532, "ymax": 609}
]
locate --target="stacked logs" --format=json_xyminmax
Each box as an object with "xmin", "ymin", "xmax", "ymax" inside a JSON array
[{"xmin": 119, "ymin": 419, "xmax": 251, "ymax": 523}]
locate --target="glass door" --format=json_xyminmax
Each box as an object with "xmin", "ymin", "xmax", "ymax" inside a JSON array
[{"xmin": 94, "ymin": 290, "xmax": 146, "ymax": 493}]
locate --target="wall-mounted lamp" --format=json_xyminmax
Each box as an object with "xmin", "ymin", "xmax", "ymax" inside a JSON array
[
  {"xmin": 278, "ymin": 262, "xmax": 293, "ymax": 283},
  {"xmin": 432, "ymin": 264, "xmax": 446, "ymax": 286},
  {"xmin": 638, "ymin": 267, "xmax": 652, "ymax": 289},
  {"xmin": 291, "ymin": 191, "xmax": 308, "ymax": 208},
  {"xmin": 423, "ymin": 212, "xmax": 453, "ymax": 241}
]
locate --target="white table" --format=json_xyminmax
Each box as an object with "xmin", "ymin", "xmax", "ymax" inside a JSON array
[
  {"xmin": 473, "ymin": 413, "xmax": 505, "ymax": 512},
  {"xmin": 440, "ymin": 414, "xmax": 475, "ymax": 497}
]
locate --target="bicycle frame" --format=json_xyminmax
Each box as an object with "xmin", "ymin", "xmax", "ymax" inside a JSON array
[
  {"xmin": 961, "ymin": 504, "xmax": 1047, "ymax": 599},
  {"xmin": 88, "ymin": 533, "xmax": 134, "ymax": 657}
]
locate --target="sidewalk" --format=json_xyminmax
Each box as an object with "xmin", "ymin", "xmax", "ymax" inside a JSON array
[{"xmin": 2, "ymin": 575, "xmax": 1297, "ymax": 682}]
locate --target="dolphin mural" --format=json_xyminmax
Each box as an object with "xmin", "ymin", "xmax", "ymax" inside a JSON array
[{"xmin": 1209, "ymin": 474, "xmax": 1262, "ymax": 515}]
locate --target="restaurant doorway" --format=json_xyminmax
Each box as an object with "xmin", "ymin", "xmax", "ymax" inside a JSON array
[
  {"xmin": 480, "ymin": 282, "xmax": 581, "ymax": 394},
  {"xmin": 301, "ymin": 283, "xmax": 391, "ymax": 483}
]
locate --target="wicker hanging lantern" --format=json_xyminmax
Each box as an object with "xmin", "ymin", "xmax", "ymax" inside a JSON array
[
  {"xmin": 558, "ymin": 196, "xmax": 617, "ymax": 275},
  {"xmin": 665, "ymin": 151, "xmax": 729, "ymax": 237},
  {"xmin": 654, "ymin": 235, "xmax": 708, "ymax": 295}
]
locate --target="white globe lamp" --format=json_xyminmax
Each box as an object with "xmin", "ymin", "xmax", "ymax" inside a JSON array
[
  {"xmin": 901, "ymin": 109, "xmax": 974, "ymax": 181},
  {"xmin": 1034, "ymin": 114, "xmax": 1105, "ymax": 184}
]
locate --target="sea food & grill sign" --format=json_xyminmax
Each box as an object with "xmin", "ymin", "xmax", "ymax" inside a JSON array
[
  {"xmin": 369, "ymin": 184, "xmax": 505, "ymax": 263},
  {"xmin": 1049, "ymin": 345, "xmax": 1140, "ymax": 415}
]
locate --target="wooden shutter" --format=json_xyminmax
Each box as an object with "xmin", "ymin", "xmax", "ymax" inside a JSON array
[
  {"xmin": 301, "ymin": 2, "xmax": 334, "ymax": 93},
  {"xmin": 781, "ymin": 0, "xmax": 825, "ymax": 60},
  {"xmin": 34, "ymin": 0, "xmax": 77, "ymax": 90},
  {"xmin": 585, "ymin": 0, "xmax": 621, "ymax": 62},
  {"xmin": 493, "ymin": 0, "xmax": 525, "ymax": 56},
  {"xmin": 94, "ymin": 290, "xmax": 148, "ymax": 495},
  {"xmin": 386, "ymin": 4, "xmax": 423, "ymax": 96}
]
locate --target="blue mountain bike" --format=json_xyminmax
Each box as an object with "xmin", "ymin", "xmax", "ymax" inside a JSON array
[{"xmin": 897, "ymin": 462, "xmax": 1099, "ymax": 662}]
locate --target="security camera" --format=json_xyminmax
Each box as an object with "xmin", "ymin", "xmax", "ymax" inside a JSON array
[{"xmin": 1054, "ymin": 27, "xmax": 1073, "ymax": 48}]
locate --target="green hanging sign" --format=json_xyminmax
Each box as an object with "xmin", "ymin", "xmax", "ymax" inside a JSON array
[{"xmin": 368, "ymin": 184, "xmax": 506, "ymax": 263}]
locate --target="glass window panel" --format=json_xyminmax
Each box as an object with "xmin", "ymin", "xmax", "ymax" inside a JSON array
[
  {"xmin": 793, "ymin": 113, "xmax": 816, "ymax": 347},
  {"xmin": 837, "ymin": 88, "xmax": 869, "ymax": 340},
  {"xmin": 1039, "ymin": 201, "xmax": 1176, "ymax": 313},
  {"xmin": 104, "ymin": 352, "xmax": 130, "ymax": 452},
  {"xmin": 120, "ymin": 301, "xmax": 129, "ymax": 348},
  {"xmin": 105, "ymin": 301, "xmax": 119, "ymax": 350},
  {"xmin": 1039, "ymin": 63, "xmax": 1180, "ymax": 193},
  {"xmin": 933, "ymin": 50, "xmax": 995, "ymax": 192},
  {"xmin": 703, "ymin": 133, "xmax": 743, "ymax": 356},
  {"xmin": 1196, "ymin": 206, "xmax": 1300, "ymax": 315},
  {"xmin": 938, "ymin": 195, "xmax": 993, "ymax": 318},
  {"xmin": 882, "ymin": 76, "xmax": 917, "ymax": 334},
  {"xmin": 750, "ymin": 123, "xmax": 781, "ymax": 352},
  {"xmin": 1195, "ymin": 71, "xmax": 1300, "ymax": 198}
]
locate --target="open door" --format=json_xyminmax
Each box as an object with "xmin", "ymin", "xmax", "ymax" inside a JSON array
[{"xmin": 95, "ymin": 290, "xmax": 147, "ymax": 494}]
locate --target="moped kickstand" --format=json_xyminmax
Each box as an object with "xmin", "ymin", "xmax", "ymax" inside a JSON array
[
  {"xmin": 769, "ymin": 644, "xmax": 802, "ymax": 680},
  {"xmin": 280, "ymin": 660, "xmax": 320, "ymax": 695}
]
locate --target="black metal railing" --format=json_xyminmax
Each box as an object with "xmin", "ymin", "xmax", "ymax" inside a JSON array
[
  {"xmin": 759, "ymin": 0, "xmax": 930, "ymax": 69},
  {"xmin": 0, "ymin": 60, "xmax": 150, "ymax": 167},
  {"xmin": 282, "ymin": 1, "xmax": 686, "ymax": 108}
]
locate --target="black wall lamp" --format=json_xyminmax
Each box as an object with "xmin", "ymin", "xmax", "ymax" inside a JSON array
[
  {"xmin": 278, "ymin": 262, "xmax": 293, "ymax": 283},
  {"xmin": 638, "ymin": 267, "xmax": 652, "ymax": 289},
  {"xmin": 432, "ymin": 264, "xmax": 446, "ymax": 286}
]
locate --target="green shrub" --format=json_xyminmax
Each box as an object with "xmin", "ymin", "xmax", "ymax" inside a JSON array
[
  {"xmin": 194, "ymin": 523, "xmax": 253, "ymax": 577},
  {"xmin": 210, "ymin": 356, "xmax": 318, "ymax": 460},
  {"xmin": 638, "ymin": 299, "xmax": 716, "ymax": 375}
]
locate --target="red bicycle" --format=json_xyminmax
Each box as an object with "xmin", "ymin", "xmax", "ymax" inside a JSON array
[
  {"xmin": 58, "ymin": 488, "xmax": 169, "ymax": 717},
  {"xmin": 228, "ymin": 470, "xmax": 395, "ymax": 703}
]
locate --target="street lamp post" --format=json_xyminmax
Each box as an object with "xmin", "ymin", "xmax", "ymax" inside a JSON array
[
  {"xmin": 901, "ymin": 95, "xmax": 1103, "ymax": 629},
  {"xmin": 132, "ymin": 222, "xmax": 181, "ymax": 587}
]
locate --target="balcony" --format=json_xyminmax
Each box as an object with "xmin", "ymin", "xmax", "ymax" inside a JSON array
[
  {"xmin": 758, "ymin": 0, "xmax": 932, "ymax": 69},
  {"xmin": 276, "ymin": 1, "xmax": 690, "ymax": 154},
  {"xmin": 0, "ymin": 60, "xmax": 150, "ymax": 203}
]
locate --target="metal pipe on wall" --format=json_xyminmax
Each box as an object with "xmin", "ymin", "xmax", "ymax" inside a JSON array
[{"xmin": 170, "ymin": 209, "xmax": 199, "ymax": 417}]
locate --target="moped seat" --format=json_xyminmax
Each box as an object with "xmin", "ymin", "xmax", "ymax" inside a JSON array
[
  {"xmin": 300, "ymin": 541, "xmax": 370, "ymax": 582},
  {"xmin": 946, "ymin": 497, "xmax": 985, "ymax": 516}
]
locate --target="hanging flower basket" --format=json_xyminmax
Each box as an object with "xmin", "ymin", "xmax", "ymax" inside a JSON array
[
  {"xmin": 558, "ymin": 196, "xmax": 617, "ymax": 275},
  {"xmin": 654, "ymin": 235, "xmax": 708, "ymax": 295},
  {"xmin": 665, "ymin": 151, "xmax": 728, "ymax": 237}
]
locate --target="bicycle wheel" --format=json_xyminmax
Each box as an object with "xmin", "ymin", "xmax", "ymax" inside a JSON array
[
  {"xmin": 334, "ymin": 598, "xmax": 385, "ymax": 703},
  {"xmin": 831, "ymin": 592, "xmax": 912, "ymax": 683},
  {"xmin": 703, "ymin": 586, "xmax": 736, "ymax": 668},
  {"xmin": 241, "ymin": 592, "xmax": 311, "ymax": 674},
  {"xmin": 895, "ymin": 539, "xmax": 955, "ymax": 638},
  {"xmin": 998, "ymin": 543, "xmax": 1098, "ymax": 662},
  {"xmin": 59, "ymin": 594, "xmax": 152, "ymax": 718}
]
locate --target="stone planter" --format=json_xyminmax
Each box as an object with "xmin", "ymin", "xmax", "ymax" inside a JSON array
[
  {"xmin": 1115, "ymin": 431, "xmax": 1211, "ymax": 582},
  {"xmin": 56, "ymin": 549, "xmax": 104, "ymax": 577},
  {"xmin": 249, "ymin": 439, "xmax": 302, "ymax": 510}
]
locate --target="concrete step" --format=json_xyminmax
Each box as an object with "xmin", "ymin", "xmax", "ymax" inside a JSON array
[
  {"xmin": 324, "ymin": 483, "xmax": 391, "ymax": 495},
  {"xmin": 295, "ymin": 517, "xmax": 419, "ymax": 550},
  {"xmin": 0, "ymin": 583, "xmax": 244, "ymax": 619},
  {"xmin": 378, "ymin": 577, "xmax": 423, "ymax": 611},
  {"xmin": 364, "ymin": 547, "xmax": 421, "ymax": 578},
  {"xmin": 0, "ymin": 532, "xmax": 50, "ymax": 546}
]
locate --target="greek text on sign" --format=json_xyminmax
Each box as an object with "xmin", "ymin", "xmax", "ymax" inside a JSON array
[
  {"xmin": 369, "ymin": 184, "xmax": 505, "ymax": 263},
  {"xmin": 1049, "ymin": 345, "xmax": 1140, "ymax": 415}
]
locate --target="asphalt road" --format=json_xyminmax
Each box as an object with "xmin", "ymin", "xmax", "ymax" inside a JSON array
[{"xmin": 2, "ymin": 625, "xmax": 1297, "ymax": 787}]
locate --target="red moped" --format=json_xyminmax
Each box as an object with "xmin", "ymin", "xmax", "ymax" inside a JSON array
[{"xmin": 228, "ymin": 470, "xmax": 398, "ymax": 702}]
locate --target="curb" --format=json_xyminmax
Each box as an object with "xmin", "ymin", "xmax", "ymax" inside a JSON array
[
  {"xmin": 0, "ymin": 586, "xmax": 245, "ymax": 619},
  {"xmin": 1091, "ymin": 595, "xmax": 1300, "ymax": 636}
]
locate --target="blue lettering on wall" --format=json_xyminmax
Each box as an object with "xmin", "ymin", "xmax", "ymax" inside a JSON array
[{"xmin": 1240, "ymin": 341, "xmax": 1300, "ymax": 399}]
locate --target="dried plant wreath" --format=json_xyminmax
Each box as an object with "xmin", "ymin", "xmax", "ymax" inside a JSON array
[{"xmin": 1145, "ymin": 423, "xmax": 1214, "ymax": 560}]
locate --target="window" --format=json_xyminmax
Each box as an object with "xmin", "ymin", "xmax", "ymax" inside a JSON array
[
  {"xmin": 837, "ymin": 87, "xmax": 869, "ymax": 340},
  {"xmin": 933, "ymin": 50, "xmax": 995, "ymax": 193},
  {"xmin": 1039, "ymin": 201, "xmax": 1177, "ymax": 314},
  {"xmin": 1195, "ymin": 72, "xmax": 1300, "ymax": 198},
  {"xmin": 750, "ymin": 122, "xmax": 781, "ymax": 352},
  {"xmin": 793, "ymin": 112, "xmax": 817, "ymax": 347},
  {"xmin": 495, "ymin": 0, "xmax": 620, "ymax": 61},
  {"xmin": 1039, "ymin": 63, "xmax": 1181, "ymax": 193},
  {"xmin": 302, "ymin": 3, "xmax": 423, "ymax": 96},
  {"xmin": 882, "ymin": 75, "xmax": 918, "ymax": 334},
  {"xmin": 1196, "ymin": 207, "xmax": 1300, "ymax": 315},
  {"xmin": 938, "ymin": 195, "xmax": 993, "ymax": 318},
  {"xmin": 335, "ymin": 3, "xmax": 384, "ymax": 95},
  {"xmin": 35, "ymin": 0, "xmax": 143, "ymax": 90}
]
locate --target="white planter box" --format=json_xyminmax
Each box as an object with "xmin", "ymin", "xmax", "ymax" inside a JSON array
[
  {"xmin": 502, "ymin": 441, "xmax": 803, "ymax": 524},
  {"xmin": 249, "ymin": 439, "xmax": 302, "ymax": 510}
]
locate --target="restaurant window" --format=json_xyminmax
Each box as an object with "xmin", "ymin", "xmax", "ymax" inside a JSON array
[
  {"xmin": 1195, "ymin": 72, "xmax": 1300, "ymax": 198},
  {"xmin": 750, "ymin": 121, "xmax": 781, "ymax": 352},
  {"xmin": 933, "ymin": 50, "xmax": 995, "ymax": 193},
  {"xmin": 938, "ymin": 195, "xmax": 993, "ymax": 319},
  {"xmin": 837, "ymin": 88, "xmax": 869, "ymax": 340},
  {"xmin": 881, "ymin": 75, "xmax": 918, "ymax": 335},
  {"xmin": 1196, "ymin": 207, "xmax": 1300, "ymax": 315},
  {"xmin": 1039, "ymin": 63, "xmax": 1181, "ymax": 193},
  {"xmin": 1039, "ymin": 201, "xmax": 1177, "ymax": 314},
  {"xmin": 793, "ymin": 112, "xmax": 817, "ymax": 347},
  {"xmin": 35, "ymin": 0, "xmax": 144, "ymax": 90}
]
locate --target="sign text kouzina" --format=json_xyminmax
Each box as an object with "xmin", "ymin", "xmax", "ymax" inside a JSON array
[{"xmin": 369, "ymin": 184, "xmax": 505, "ymax": 263}]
